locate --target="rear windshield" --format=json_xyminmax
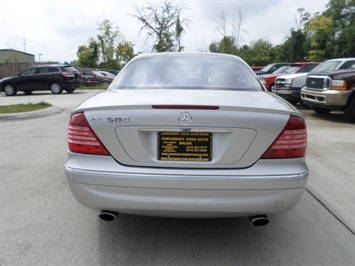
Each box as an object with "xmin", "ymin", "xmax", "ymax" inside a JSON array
[
  {"xmin": 62, "ymin": 66, "xmax": 79, "ymax": 73},
  {"xmin": 111, "ymin": 55, "xmax": 263, "ymax": 91},
  {"xmin": 284, "ymin": 66, "xmax": 300, "ymax": 74},
  {"xmin": 259, "ymin": 64, "xmax": 275, "ymax": 72},
  {"xmin": 273, "ymin": 66, "xmax": 289, "ymax": 74},
  {"xmin": 310, "ymin": 61, "xmax": 341, "ymax": 72}
]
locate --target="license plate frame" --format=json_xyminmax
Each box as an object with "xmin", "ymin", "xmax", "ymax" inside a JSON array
[{"xmin": 158, "ymin": 132, "xmax": 212, "ymax": 162}]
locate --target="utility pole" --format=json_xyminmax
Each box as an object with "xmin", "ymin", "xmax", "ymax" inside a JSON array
[{"xmin": 23, "ymin": 38, "xmax": 27, "ymax": 52}]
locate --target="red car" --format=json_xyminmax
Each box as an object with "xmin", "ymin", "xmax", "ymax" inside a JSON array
[
  {"xmin": 81, "ymin": 70, "xmax": 114, "ymax": 86},
  {"xmin": 261, "ymin": 62, "xmax": 320, "ymax": 91},
  {"xmin": 251, "ymin": 66, "xmax": 264, "ymax": 71}
]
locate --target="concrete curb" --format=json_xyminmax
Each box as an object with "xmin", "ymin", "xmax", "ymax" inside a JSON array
[
  {"xmin": 0, "ymin": 106, "xmax": 63, "ymax": 121},
  {"xmin": 306, "ymin": 185, "xmax": 355, "ymax": 234}
]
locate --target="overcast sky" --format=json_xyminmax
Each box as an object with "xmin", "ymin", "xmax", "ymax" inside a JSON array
[{"xmin": 0, "ymin": 0, "xmax": 328, "ymax": 63}]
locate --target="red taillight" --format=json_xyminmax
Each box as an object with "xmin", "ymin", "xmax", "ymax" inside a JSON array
[
  {"xmin": 68, "ymin": 112, "xmax": 110, "ymax": 155},
  {"xmin": 261, "ymin": 115, "xmax": 307, "ymax": 159},
  {"xmin": 62, "ymin": 71, "xmax": 74, "ymax": 77}
]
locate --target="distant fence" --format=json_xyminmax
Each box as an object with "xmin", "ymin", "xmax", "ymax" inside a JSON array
[{"xmin": 0, "ymin": 63, "xmax": 35, "ymax": 79}]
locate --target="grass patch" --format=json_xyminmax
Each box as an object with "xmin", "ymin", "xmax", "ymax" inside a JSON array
[
  {"xmin": 78, "ymin": 84, "xmax": 109, "ymax": 90},
  {"xmin": 0, "ymin": 102, "xmax": 52, "ymax": 114}
]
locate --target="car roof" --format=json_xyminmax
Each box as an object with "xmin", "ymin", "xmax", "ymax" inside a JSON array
[
  {"xmin": 293, "ymin": 62, "xmax": 320, "ymax": 65},
  {"xmin": 136, "ymin": 52, "xmax": 243, "ymax": 60},
  {"xmin": 325, "ymin": 58, "xmax": 355, "ymax": 61},
  {"xmin": 31, "ymin": 64, "xmax": 74, "ymax": 68},
  {"xmin": 132, "ymin": 52, "xmax": 253, "ymax": 69}
]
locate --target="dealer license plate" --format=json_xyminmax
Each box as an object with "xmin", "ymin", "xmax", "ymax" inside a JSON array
[{"xmin": 158, "ymin": 132, "xmax": 212, "ymax": 162}]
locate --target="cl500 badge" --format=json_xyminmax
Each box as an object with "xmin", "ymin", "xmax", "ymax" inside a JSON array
[{"xmin": 91, "ymin": 117, "xmax": 130, "ymax": 123}]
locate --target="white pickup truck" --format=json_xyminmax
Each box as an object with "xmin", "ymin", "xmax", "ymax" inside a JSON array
[{"xmin": 273, "ymin": 58, "xmax": 355, "ymax": 106}]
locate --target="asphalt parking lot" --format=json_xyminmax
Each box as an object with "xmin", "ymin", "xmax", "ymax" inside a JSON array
[{"xmin": 1, "ymin": 90, "xmax": 354, "ymax": 265}]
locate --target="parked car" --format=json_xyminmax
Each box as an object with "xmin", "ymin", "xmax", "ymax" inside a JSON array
[
  {"xmin": 254, "ymin": 63, "xmax": 291, "ymax": 76},
  {"xmin": 81, "ymin": 70, "xmax": 114, "ymax": 86},
  {"xmin": 0, "ymin": 65, "xmax": 81, "ymax": 96},
  {"xmin": 273, "ymin": 58, "xmax": 355, "ymax": 105},
  {"xmin": 301, "ymin": 69, "xmax": 355, "ymax": 122},
  {"xmin": 97, "ymin": 68, "xmax": 120, "ymax": 76},
  {"xmin": 96, "ymin": 70, "xmax": 117, "ymax": 78},
  {"xmin": 261, "ymin": 62, "xmax": 319, "ymax": 91},
  {"xmin": 257, "ymin": 65, "xmax": 290, "ymax": 82},
  {"xmin": 251, "ymin": 66, "xmax": 264, "ymax": 71},
  {"xmin": 65, "ymin": 52, "xmax": 308, "ymax": 225}
]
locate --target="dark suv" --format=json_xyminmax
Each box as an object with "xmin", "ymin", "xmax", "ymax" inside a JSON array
[{"xmin": 0, "ymin": 65, "xmax": 81, "ymax": 96}]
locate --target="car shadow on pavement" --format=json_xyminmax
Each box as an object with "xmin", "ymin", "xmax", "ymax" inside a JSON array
[
  {"xmin": 309, "ymin": 110, "xmax": 348, "ymax": 123},
  {"xmin": 94, "ymin": 191, "xmax": 355, "ymax": 265},
  {"xmin": 0, "ymin": 91, "xmax": 87, "ymax": 97},
  {"xmin": 296, "ymin": 104, "xmax": 349, "ymax": 124},
  {"xmin": 97, "ymin": 214, "xmax": 267, "ymax": 265}
]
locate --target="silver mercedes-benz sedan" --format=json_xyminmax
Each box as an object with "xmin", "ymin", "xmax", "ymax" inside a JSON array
[{"xmin": 65, "ymin": 53, "xmax": 308, "ymax": 225}]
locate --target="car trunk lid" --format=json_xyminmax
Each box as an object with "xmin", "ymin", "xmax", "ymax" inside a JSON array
[{"xmin": 80, "ymin": 89, "xmax": 296, "ymax": 168}]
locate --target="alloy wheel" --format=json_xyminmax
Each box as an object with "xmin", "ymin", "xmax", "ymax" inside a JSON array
[
  {"xmin": 4, "ymin": 84, "xmax": 17, "ymax": 96},
  {"xmin": 50, "ymin": 82, "xmax": 63, "ymax": 94}
]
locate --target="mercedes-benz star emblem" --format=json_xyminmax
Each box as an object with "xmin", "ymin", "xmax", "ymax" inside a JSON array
[{"xmin": 178, "ymin": 112, "xmax": 192, "ymax": 126}]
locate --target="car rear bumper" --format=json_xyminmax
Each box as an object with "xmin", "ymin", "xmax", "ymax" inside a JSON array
[
  {"xmin": 64, "ymin": 153, "xmax": 309, "ymax": 218},
  {"xmin": 301, "ymin": 88, "xmax": 351, "ymax": 108},
  {"xmin": 273, "ymin": 87, "xmax": 301, "ymax": 101},
  {"xmin": 63, "ymin": 80, "xmax": 82, "ymax": 89}
]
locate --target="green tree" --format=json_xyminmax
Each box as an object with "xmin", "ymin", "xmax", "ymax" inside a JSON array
[
  {"xmin": 76, "ymin": 38, "xmax": 99, "ymax": 67},
  {"xmin": 76, "ymin": 19, "xmax": 135, "ymax": 69},
  {"xmin": 276, "ymin": 8, "xmax": 311, "ymax": 62},
  {"xmin": 234, "ymin": 8, "xmax": 247, "ymax": 49},
  {"xmin": 209, "ymin": 36, "xmax": 238, "ymax": 54},
  {"xmin": 238, "ymin": 39, "xmax": 277, "ymax": 66},
  {"xmin": 305, "ymin": 15, "xmax": 333, "ymax": 61},
  {"xmin": 96, "ymin": 19, "xmax": 122, "ymax": 69},
  {"xmin": 209, "ymin": 0, "xmax": 355, "ymax": 64},
  {"xmin": 324, "ymin": 0, "xmax": 355, "ymax": 57},
  {"xmin": 302, "ymin": 0, "xmax": 355, "ymax": 60},
  {"xmin": 155, "ymin": 32, "xmax": 175, "ymax": 52},
  {"xmin": 277, "ymin": 29, "xmax": 309, "ymax": 62},
  {"xmin": 210, "ymin": 8, "xmax": 247, "ymax": 54},
  {"xmin": 131, "ymin": 0, "xmax": 190, "ymax": 52},
  {"xmin": 175, "ymin": 14, "xmax": 185, "ymax": 51},
  {"xmin": 294, "ymin": 8, "xmax": 311, "ymax": 30},
  {"xmin": 116, "ymin": 41, "xmax": 136, "ymax": 69}
]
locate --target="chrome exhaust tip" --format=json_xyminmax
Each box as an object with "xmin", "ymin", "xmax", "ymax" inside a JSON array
[
  {"xmin": 99, "ymin": 211, "xmax": 119, "ymax": 222},
  {"xmin": 249, "ymin": 215, "xmax": 270, "ymax": 226}
]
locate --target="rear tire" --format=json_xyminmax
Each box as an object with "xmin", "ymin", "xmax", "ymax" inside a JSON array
[
  {"xmin": 287, "ymin": 99, "xmax": 298, "ymax": 106},
  {"xmin": 3, "ymin": 84, "xmax": 17, "ymax": 96},
  {"xmin": 65, "ymin": 88, "xmax": 75, "ymax": 93},
  {"xmin": 312, "ymin": 106, "xmax": 331, "ymax": 114},
  {"xmin": 49, "ymin": 82, "xmax": 63, "ymax": 94},
  {"xmin": 344, "ymin": 96, "xmax": 355, "ymax": 123},
  {"xmin": 299, "ymin": 100, "xmax": 310, "ymax": 108}
]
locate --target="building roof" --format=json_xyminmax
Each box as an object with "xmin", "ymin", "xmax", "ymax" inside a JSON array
[{"xmin": 0, "ymin": 49, "xmax": 35, "ymax": 57}]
